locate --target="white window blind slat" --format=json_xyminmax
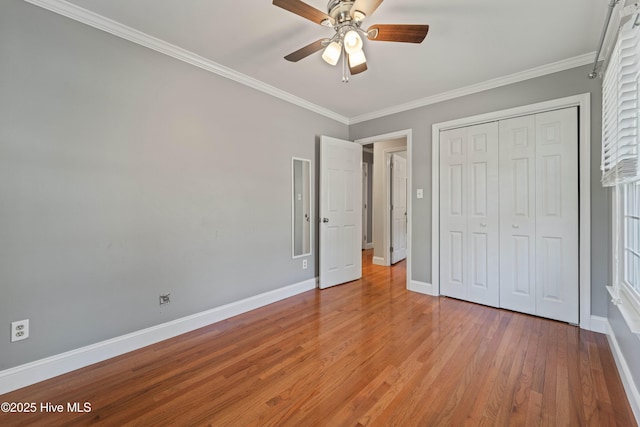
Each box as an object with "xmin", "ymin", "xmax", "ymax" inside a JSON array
[{"xmin": 601, "ymin": 20, "xmax": 640, "ymax": 186}]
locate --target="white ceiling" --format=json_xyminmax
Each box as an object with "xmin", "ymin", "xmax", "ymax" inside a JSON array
[{"xmin": 60, "ymin": 0, "xmax": 606, "ymax": 120}]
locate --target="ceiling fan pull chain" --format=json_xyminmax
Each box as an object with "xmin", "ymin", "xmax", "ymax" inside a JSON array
[{"xmin": 342, "ymin": 45, "xmax": 349, "ymax": 83}]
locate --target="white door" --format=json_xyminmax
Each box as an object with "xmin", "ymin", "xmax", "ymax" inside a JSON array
[
  {"xmin": 499, "ymin": 115, "xmax": 537, "ymax": 315},
  {"xmin": 440, "ymin": 123, "xmax": 499, "ymax": 306},
  {"xmin": 467, "ymin": 123, "xmax": 500, "ymax": 307},
  {"xmin": 534, "ymin": 108, "xmax": 579, "ymax": 323},
  {"xmin": 362, "ymin": 162, "xmax": 368, "ymax": 250},
  {"xmin": 319, "ymin": 136, "xmax": 363, "ymax": 289},
  {"xmin": 440, "ymin": 127, "xmax": 469, "ymax": 301},
  {"xmin": 391, "ymin": 154, "xmax": 408, "ymax": 264},
  {"xmin": 499, "ymin": 108, "xmax": 579, "ymax": 323},
  {"xmin": 440, "ymin": 108, "xmax": 578, "ymax": 322}
]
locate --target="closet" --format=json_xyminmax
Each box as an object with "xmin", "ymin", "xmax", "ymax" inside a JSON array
[{"xmin": 439, "ymin": 107, "xmax": 578, "ymax": 323}]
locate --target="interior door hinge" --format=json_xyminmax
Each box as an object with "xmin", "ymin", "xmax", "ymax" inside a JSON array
[{"xmin": 390, "ymin": 246, "xmax": 394, "ymax": 252}]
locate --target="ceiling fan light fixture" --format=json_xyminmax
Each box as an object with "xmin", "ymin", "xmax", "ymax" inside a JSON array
[
  {"xmin": 343, "ymin": 30, "xmax": 363, "ymax": 54},
  {"xmin": 322, "ymin": 41, "xmax": 342, "ymax": 66},
  {"xmin": 352, "ymin": 10, "xmax": 366, "ymax": 22},
  {"xmin": 349, "ymin": 49, "xmax": 366, "ymax": 67}
]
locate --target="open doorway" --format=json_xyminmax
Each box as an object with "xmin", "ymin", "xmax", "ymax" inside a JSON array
[
  {"xmin": 318, "ymin": 131, "xmax": 412, "ymax": 291},
  {"xmin": 356, "ymin": 130, "xmax": 412, "ymax": 290},
  {"xmin": 365, "ymin": 138, "xmax": 407, "ymax": 266}
]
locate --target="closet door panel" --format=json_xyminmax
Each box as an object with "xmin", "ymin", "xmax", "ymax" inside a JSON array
[
  {"xmin": 535, "ymin": 108, "xmax": 579, "ymax": 323},
  {"xmin": 499, "ymin": 115, "xmax": 536, "ymax": 315},
  {"xmin": 467, "ymin": 122, "xmax": 500, "ymax": 307},
  {"xmin": 440, "ymin": 128, "xmax": 468, "ymax": 300}
]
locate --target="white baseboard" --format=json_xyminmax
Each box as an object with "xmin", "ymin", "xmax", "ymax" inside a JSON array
[
  {"xmin": 408, "ymin": 280, "xmax": 437, "ymax": 296},
  {"xmin": 589, "ymin": 315, "xmax": 609, "ymax": 334},
  {"xmin": 0, "ymin": 278, "xmax": 317, "ymax": 395},
  {"xmin": 364, "ymin": 242, "xmax": 373, "ymax": 250},
  {"xmin": 606, "ymin": 320, "xmax": 640, "ymax": 424},
  {"xmin": 372, "ymin": 256, "xmax": 386, "ymax": 266}
]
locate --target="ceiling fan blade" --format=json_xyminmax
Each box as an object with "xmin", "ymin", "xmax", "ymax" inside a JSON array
[
  {"xmin": 284, "ymin": 39, "xmax": 330, "ymax": 62},
  {"xmin": 367, "ymin": 24, "xmax": 430, "ymax": 43},
  {"xmin": 349, "ymin": 61, "xmax": 368, "ymax": 75},
  {"xmin": 350, "ymin": 0, "xmax": 384, "ymax": 19},
  {"xmin": 273, "ymin": 0, "xmax": 332, "ymax": 26}
]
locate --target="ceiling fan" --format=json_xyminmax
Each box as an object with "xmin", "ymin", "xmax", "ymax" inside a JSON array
[{"xmin": 273, "ymin": 0, "xmax": 429, "ymax": 82}]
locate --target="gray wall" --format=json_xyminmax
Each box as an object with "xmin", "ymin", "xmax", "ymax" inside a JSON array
[
  {"xmin": 349, "ymin": 64, "xmax": 608, "ymax": 317},
  {"xmin": 0, "ymin": 0, "xmax": 347, "ymax": 370}
]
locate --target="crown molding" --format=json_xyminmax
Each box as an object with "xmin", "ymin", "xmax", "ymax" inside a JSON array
[
  {"xmin": 23, "ymin": 0, "xmax": 350, "ymax": 125},
  {"xmin": 23, "ymin": 0, "xmax": 595, "ymax": 127},
  {"xmin": 348, "ymin": 52, "xmax": 596, "ymax": 125}
]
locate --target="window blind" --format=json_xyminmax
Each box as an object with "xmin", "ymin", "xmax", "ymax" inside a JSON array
[{"xmin": 602, "ymin": 20, "xmax": 640, "ymax": 186}]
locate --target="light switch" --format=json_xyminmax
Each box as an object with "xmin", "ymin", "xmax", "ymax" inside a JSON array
[{"xmin": 417, "ymin": 189, "xmax": 424, "ymax": 199}]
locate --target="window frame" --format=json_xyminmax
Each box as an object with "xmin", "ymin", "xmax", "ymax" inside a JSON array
[
  {"xmin": 622, "ymin": 182, "xmax": 640, "ymax": 306},
  {"xmin": 611, "ymin": 184, "xmax": 640, "ymax": 335}
]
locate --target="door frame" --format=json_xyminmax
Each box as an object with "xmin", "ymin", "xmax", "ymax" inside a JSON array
[
  {"xmin": 431, "ymin": 94, "xmax": 592, "ymax": 330},
  {"xmin": 355, "ymin": 129, "xmax": 413, "ymax": 291}
]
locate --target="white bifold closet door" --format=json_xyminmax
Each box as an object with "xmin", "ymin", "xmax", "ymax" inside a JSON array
[
  {"xmin": 440, "ymin": 122, "xmax": 500, "ymax": 307},
  {"xmin": 499, "ymin": 108, "xmax": 578, "ymax": 323},
  {"xmin": 440, "ymin": 107, "xmax": 578, "ymax": 323}
]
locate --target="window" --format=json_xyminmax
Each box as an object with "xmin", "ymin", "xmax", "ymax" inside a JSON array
[
  {"xmin": 602, "ymin": 15, "xmax": 640, "ymax": 332},
  {"xmin": 623, "ymin": 182, "xmax": 640, "ymax": 301},
  {"xmin": 612, "ymin": 182, "xmax": 640, "ymax": 334}
]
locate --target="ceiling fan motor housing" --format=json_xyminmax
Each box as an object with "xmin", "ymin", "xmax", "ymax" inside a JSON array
[{"xmin": 327, "ymin": 0, "xmax": 355, "ymax": 24}]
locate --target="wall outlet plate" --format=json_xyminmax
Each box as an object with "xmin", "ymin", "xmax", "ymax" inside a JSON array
[
  {"xmin": 302, "ymin": 259, "xmax": 308, "ymax": 269},
  {"xmin": 11, "ymin": 319, "xmax": 29, "ymax": 342}
]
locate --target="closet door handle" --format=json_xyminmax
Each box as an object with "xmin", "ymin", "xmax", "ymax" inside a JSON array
[
  {"xmin": 480, "ymin": 223, "xmax": 487, "ymax": 227},
  {"xmin": 512, "ymin": 224, "xmax": 519, "ymax": 229}
]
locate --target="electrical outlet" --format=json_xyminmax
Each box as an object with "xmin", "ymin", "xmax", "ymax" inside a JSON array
[
  {"xmin": 159, "ymin": 294, "xmax": 171, "ymax": 305},
  {"xmin": 302, "ymin": 259, "xmax": 308, "ymax": 269},
  {"xmin": 11, "ymin": 319, "xmax": 29, "ymax": 342}
]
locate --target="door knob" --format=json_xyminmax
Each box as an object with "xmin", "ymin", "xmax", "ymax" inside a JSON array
[
  {"xmin": 322, "ymin": 218, "xmax": 329, "ymax": 223},
  {"xmin": 480, "ymin": 223, "xmax": 487, "ymax": 227},
  {"xmin": 512, "ymin": 224, "xmax": 519, "ymax": 229}
]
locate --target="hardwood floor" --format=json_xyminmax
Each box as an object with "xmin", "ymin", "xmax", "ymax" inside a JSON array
[{"xmin": 0, "ymin": 250, "xmax": 636, "ymax": 426}]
